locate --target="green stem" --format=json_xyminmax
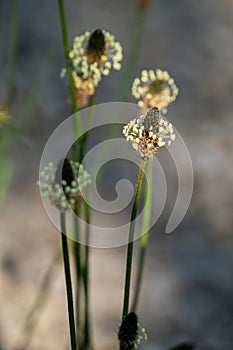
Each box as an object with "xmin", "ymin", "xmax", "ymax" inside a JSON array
[
  {"xmin": 121, "ymin": 159, "xmax": 147, "ymax": 321},
  {"xmin": 73, "ymin": 212, "xmax": 82, "ymax": 349},
  {"xmin": 131, "ymin": 158, "xmax": 152, "ymax": 311},
  {"xmin": 60, "ymin": 213, "xmax": 77, "ymax": 350},
  {"xmin": 57, "ymin": 3, "xmax": 83, "ymax": 347},
  {"xmin": 79, "ymin": 93, "xmax": 95, "ymax": 163},
  {"xmin": 57, "ymin": 0, "xmax": 80, "ymax": 117},
  {"xmin": 83, "ymin": 201, "xmax": 91, "ymax": 349},
  {"xmin": 79, "ymin": 94, "xmax": 95, "ymax": 350},
  {"xmin": 118, "ymin": 6, "xmax": 148, "ymax": 102},
  {"xmin": 7, "ymin": 0, "xmax": 19, "ymax": 106}
]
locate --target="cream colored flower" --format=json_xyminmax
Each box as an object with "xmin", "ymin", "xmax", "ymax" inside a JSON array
[
  {"xmin": 69, "ymin": 29, "xmax": 122, "ymax": 87},
  {"xmin": 62, "ymin": 29, "xmax": 123, "ymax": 108},
  {"xmin": 38, "ymin": 159, "xmax": 91, "ymax": 212},
  {"xmin": 132, "ymin": 69, "xmax": 178, "ymax": 113},
  {"xmin": 123, "ymin": 107, "xmax": 175, "ymax": 159}
]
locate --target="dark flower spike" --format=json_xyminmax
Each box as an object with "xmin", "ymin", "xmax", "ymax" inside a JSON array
[
  {"xmin": 143, "ymin": 107, "xmax": 160, "ymax": 133},
  {"xmin": 56, "ymin": 158, "xmax": 74, "ymax": 188},
  {"xmin": 118, "ymin": 312, "xmax": 147, "ymax": 350},
  {"xmin": 61, "ymin": 29, "xmax": 123, "ymax": 108},
  {"xmin": 123, "ymin": 107, "xmax": 175, "ymax": 160},
  {"xmin": 68, "ymin": 28, "xmax": 123, "ymax": 87},
  {"xmin": 86, "ymin": 29, "xmax": 106, "ymax": 62},
  {"xmin": 38, "ymin": 159, "xmax": 91, "ymax": 212}
]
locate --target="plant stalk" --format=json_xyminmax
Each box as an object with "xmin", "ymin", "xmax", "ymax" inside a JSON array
[
  {"xmin": 60, "ymin": 213, "xmax": 77, "ymax": 350},
  {"xmin": 121, "ymin": 159, "xmax": 147, "ymax": 321},
  {"xmin": 131, "ymin": 158, "xmax": 152, "ymax": 311},
  {"xmin": 57, "ymin": 0, "xmax": 79, "ymax": 117},
  {"xmin": 57, "ymin": 3, "xmax": 83, "ymax": 347},
  {"xmin": 7, "ymin": 0, "xmax": 19, "ymax": 106},
  {"xmin": 83, "ymin": 201, "xmax": 91, "ymax": 350}
]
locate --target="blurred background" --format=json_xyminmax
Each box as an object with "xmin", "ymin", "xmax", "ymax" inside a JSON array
[{"xmin": 0, "ymin": 0, "xmax": 233, "ymax": 350}]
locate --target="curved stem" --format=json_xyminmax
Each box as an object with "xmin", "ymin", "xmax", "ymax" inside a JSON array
[
  {"xmin": 131, "ymin": 158, "xmax": 153, "ymax": 312},
  {"xmin": 60, "ymin": 213, "xmax": 77, "ymax": 350},
  {"xmin": 121, "ymin": 159, "xmax": 147, "ymax": 320},
  {"xmin": 57, "ymin": 0, "xmax": 80, "ymax": 118}
]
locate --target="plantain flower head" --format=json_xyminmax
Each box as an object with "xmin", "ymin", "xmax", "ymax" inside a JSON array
[
  {"xmin": 118, "ymin": 312, "xmax": 147, "ymax": 350},
  {"xmin": 123, "ymin": 107, "xmax": 175, "ymax": 160},
  {"xmin": 38, "ymin": 159, "xmax": 91, "ymax": 212},
  {"xmin": 132, "ymin": 69, "xmax": 178, "ymax": 113},
  {"xmin": 63, "ymin": 29, "xmax": 123, "ymax": 108}
]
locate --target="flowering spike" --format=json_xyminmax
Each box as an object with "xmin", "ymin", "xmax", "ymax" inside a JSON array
[
  {"xmin": 86, "ymin": 29, "xmax": 105, "ymax": 62},
  {"xmin": 132, "ymin": 69, "xmax": 178, "ymax": 113},
  {"xmin": 56, "ymin": 158, "xmax": 74, "ymax": 188},
  {"xmin": 143, "ymin": 107, "xmax": 160, "ymax": 132},
  {"xmin": 38, "ymin": 159, "xmax": 91, "ymax": 212},
  {"xmin": 118, "ymin": 312, "xmax": 147, "ymax": 350},
  {"xmin": 123, "ymin": 108, "xmax": 175, "ymax": 159},
  {"xmin": 62, "ymin": 29, "xmax": 123, "ymax": 108},
  {"xmin": 118, "ymin": 313, "xmax": 138, "ymax": 350}
]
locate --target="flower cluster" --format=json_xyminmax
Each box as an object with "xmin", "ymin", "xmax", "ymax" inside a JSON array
[
  {"xmin": 37, "ymin": 159, "xmax": 91, "ymax": 212},
  {"xmin": 118, "ymin": 312, "xmax": 147, "ymax": 350},
  {"xmin": 132, "ymin": 69, "xmax": 178, "ymax": 113},
  {"xmin": 123, "ymin": 107, "xmax": 175, "ymax": 159},
  {"xmin": 64, "ymin": 29, "xmax": 123, "ymax": 108}
]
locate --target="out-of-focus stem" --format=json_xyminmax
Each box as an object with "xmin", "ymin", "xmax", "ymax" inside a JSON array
[
  {"xmin": 131, "ymin": 158, "xmax": 152, "ymax": 312},
  {"xmin": 119, "ymin": 3, "xmax": 150, "ymax": 102},
  {"xmin": 7, "ymin": 0, "xmax": 19, "ymax": 106}
]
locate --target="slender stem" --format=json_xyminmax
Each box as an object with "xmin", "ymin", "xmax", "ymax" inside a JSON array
[
  {"xmin": 83, "ymin": 201, "xmax": 91, "ymax": 349},
  {"xmin": 57, "ymin": 4, "xmax": 83, "ymax": 347},
  {"xmin": 57, "ymin": 0, "xmax": 80, "ymax": 118},
  {"xmin": 121, "ymin": 159, "xmax": 147, "ymax": 320},
  {"xmin": 73, "ymin": 211, "xmax": 83, "ymax": 349},
  {"xmin": 80, "ymin": 94, "xmax": 95, "ymax": 350},
  {"xmin": 60, "ymin": 213, "xmax": 77, "ymax": 350},
  {"xmin": 79, "ymin": 93, "xmax": 95, "ymax": 163},
  {"xmin": 7, "ymin": 0, "xmax": 19, "ymax": 106},
  {"xmin": 131, "ymin": 158, "xmax": 153, "ymax": 311},
  {"xmin": 86, "ymin": 94, "xmax": 96, "ymax": 130},
  {"xmin": 0, "ymin": 125, "xmax": 12, "ymax": 206},
  {"xmin": 118, "ymin": 5, "xmax": 148, "ymax": 102}
]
